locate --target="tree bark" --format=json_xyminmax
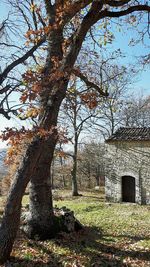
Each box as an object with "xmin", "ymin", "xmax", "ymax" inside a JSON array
[
  {"xmin": 71, "ymin": 165, "xmax": 78, "ymax": 196},
  {"xmin": 25, "ymin": 141, "xmax": 56, "ymax": 239},
  {"xmin": 95, "ymin": 165, "xmax": 100, "ymax": 187},
  {"xmin": 24, "ymin": 79, "xmax": 68, "ymax": 239},
  {"xmin": 71, "ymin": 133, "xmax": 79, "ymax": 196},
  {"xmin": 60, "ymin": 156, "xmax": 66, "ymax": 188},
  {"xmin": 0, "ymin": 138, "xmax": 43, "ymax": 264}
]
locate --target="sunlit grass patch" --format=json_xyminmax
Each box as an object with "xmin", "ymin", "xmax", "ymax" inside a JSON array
[{"xmin": 0, "ymin": 189, "xmax": 150, "ymax": 266}]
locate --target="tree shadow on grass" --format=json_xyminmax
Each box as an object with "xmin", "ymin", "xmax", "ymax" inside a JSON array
[
  {"xmin": 4, "ymin": 227, "xmax": 150, "ymax": 267},
  {"xmin": 104, "ymin": 233, "xmax": 150, "ymax": 243},
  {"xmin": 4, "ymin": 232, "xmax": 64, "ymax": 267},
  {"xmin": 5, "ymin": 257, "xmax": 63, "ymax": 267},
  {"xmin": 55, "ymin": 226, "xmax": 150, "ymax": 266}
]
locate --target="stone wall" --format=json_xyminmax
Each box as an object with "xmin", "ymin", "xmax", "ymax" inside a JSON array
[{"xmin": 105, "ymin": 141, "xmax": 150, "ymax": 204}]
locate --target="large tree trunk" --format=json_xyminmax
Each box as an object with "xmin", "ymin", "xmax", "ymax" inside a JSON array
[
  {"xmin": 22, "ymin": 22, "xmax": 66, "ymax": 238},
  {"xmin": 0, "ymin": 138, "xmax": 43, "ymax": 264},
  {"xmin": 24, "ymin": 80, "xmax": 68, "ymax": 239},
  {"xmin": 25, "ymin": 142, "xmax": 56, "ymax": 239}
]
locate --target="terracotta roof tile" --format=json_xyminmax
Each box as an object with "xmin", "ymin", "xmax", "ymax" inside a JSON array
[{"xmin": 106, "ymin": 127, "xmax": 150, "ymax": 142}]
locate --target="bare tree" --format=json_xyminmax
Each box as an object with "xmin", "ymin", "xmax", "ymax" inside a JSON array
[
  {"xmin": 78, "ymin": 142, "xmax": 105, "ymax": 188},
  {"xmin": 60, "ymin": 80, "xmax": 99, "ymax": 196},
  {"xmin": 122, "ymin": 94, "xmax": 150, "ymax": 127},
  {"xmin": 87, "ymin": 65, "xmax": 133, "ymax": 139}
]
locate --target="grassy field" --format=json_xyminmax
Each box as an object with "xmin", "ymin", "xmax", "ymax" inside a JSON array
[{"xmin": 0, "ymin": 189, "xmax": 150, "ymax": 266}]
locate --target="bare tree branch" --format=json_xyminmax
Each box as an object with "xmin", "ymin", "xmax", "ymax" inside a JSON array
[
  {"xmin": 72, "ymin": 68, "xmax": 108, "ymax": 96},
  {"xmin": 101, "ymin": 4, "xmax": 150, "ymax": 19},
  {"xmin": 103, "ymin": 0, "xmax": 130, "ymax": 7},
  {"xmin": 0, "ymin": 37, "xmax": 46, "ymax": 85}
]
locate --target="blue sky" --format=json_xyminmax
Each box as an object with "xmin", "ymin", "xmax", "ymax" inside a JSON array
[{"xmin": 0, "ymin": 1, "xmax": 150, "ymax": 148}]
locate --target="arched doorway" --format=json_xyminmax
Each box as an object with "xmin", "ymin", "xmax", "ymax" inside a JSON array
[{"xmin": 122, "ymin": 176, "xmax": 135, "ymax": 203}]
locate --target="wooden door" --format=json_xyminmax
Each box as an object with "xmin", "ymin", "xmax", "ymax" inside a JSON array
[{"xmin": 122, "ymin": 176, "xmax": 135, "ymax": 203}]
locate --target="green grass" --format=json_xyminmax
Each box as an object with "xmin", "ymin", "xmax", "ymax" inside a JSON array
[{"xmin": 0, "ymin": 189, "xmax": 150, "ymax": 266}]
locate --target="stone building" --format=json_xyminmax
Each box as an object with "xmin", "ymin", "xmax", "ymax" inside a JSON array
[{"xmin": 105, "ymin": 127, "xmax": 150, "ymax": 204}]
